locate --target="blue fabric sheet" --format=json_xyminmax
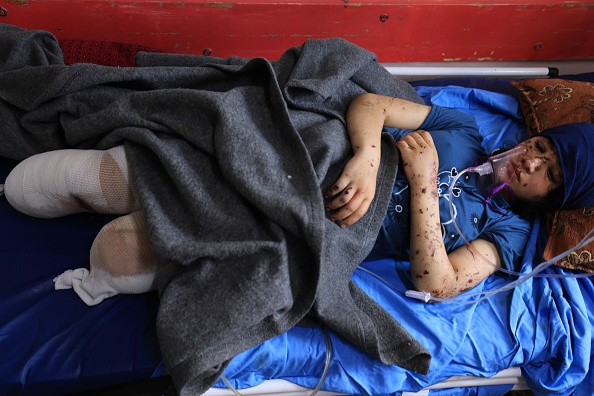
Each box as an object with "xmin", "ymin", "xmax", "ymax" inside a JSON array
[
  {"xmin": 209, "ymin": 85, "xmax": 594, "ymax": 395},
  {"xmin": 414, "ymin": 84, "xmax": 526, "ymax": 153},
  {"xmin": 0, "ymin": 159, "xmax": 162, "ymax": 396},
  {"xmin": 212, "ymin": 221, "xmax": 593, "ymax": 396},
  {"xmin": 2, "ymin": 83, "xmax": 593, "ymax": 396}
]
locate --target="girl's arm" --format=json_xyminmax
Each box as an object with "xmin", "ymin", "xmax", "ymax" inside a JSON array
[
  {"xmin": 398, "ymin": 131, "xmax": 501, "ymax": 299},
  {"xmin": 325, "ymin": 93, "xmax": 431, "ymax": 226},
  {"xmin": 331, "ymin": 93, "xmax": 502, "ymax": 297}
]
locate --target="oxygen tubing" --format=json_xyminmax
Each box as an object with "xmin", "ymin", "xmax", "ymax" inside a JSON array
[
  {"xmin": 360, "ymin": 225, "xmax": 594, "ymax": 305},
  {"xmin": 449, "ymin": 167, "xmax": 594, "ymax": 280},
  {"xmin": 220, "ymin": 325, "xmax": 332, "ymax": 395},
  {"xmin": 359, "ymin": 164, "xmax": 594, "ymax": 305}
]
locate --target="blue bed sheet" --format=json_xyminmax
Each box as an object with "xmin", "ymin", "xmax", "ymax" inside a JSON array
[
  {"xmin": 210, "ymin": 84, "xmax": 594, "ymax": 395},
  {"xmin": 213, "ymin": 222, "xmax": 593, "ymax": 395},
  {"xmin": 1, "ymin": 82, "xmax": 592, "ymax": 396},
  {"xmin": 0, "ymin": 168, "xmax": 162, "ymax": 396}
]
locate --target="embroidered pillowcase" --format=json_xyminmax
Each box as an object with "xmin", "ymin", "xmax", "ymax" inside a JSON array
[{"xmin": 512, "ymin": 78, "xmax": 594, "ymax": 272}]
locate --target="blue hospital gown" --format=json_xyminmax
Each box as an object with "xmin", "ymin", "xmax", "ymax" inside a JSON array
[{"xmin": 367, "ymin": 105, "xmax": 531, "ymax": 272}]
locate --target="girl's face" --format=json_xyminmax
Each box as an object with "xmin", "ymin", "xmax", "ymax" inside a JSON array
[{"xmin": 506, "ymin": 136, "xmax": 564, "ymax": 202}]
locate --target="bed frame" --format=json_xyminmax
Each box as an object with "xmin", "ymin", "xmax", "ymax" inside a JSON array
[{"xmin": 204, "ymin": 367, "xmax": 528, "ymax": 395}]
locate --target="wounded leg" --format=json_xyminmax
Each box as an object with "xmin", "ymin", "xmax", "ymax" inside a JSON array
[
  {"xmin": 3, "ymin": 145, "xmax": 138, "ymax": 218},
  {"xmin": 54, "ymin": 211, "xmax": 159, "ymax": 305}
]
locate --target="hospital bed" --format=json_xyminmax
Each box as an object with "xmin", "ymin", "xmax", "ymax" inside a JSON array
[{"xmin": 1, "ymin": 1, "xmax": 593, "ymax": 395}]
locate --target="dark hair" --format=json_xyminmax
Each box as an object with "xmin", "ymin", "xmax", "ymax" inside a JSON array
[{"xmin": 509, "ymin": 185, "xmax": 564, "ymax": 220}]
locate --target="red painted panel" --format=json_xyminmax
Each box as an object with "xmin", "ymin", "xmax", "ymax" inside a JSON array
[{"xmin": 2, "ymin": 0, "xmax": 593, "ymax": 62}]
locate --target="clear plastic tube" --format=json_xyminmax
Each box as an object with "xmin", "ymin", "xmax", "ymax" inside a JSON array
[
  {"xmin": 449, "ymin": 166, "xmax": 594, "ymax": 280},
  {"xmin": 393, "ymin": 151, "xmax": 594, "ymax": 304},
  {"xmin": 359, "ymin": 224, "xmax": 594, "ymax": 305},
  {"xmin": 472, "ymin": 145, "xmax": 527, "ymax": 180},
  {"xmin": 446, "ymin": 146, "xmax": 528, "ymax": 276}
]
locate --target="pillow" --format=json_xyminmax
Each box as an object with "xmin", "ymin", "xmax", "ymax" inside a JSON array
[
  {"xmin": 542, "ymin": 207, "xmax": 594, "ymax": 272},
  {"xmin": 512, "ymin": 78, "xmax": 594, "ymax": 272},
  {"xmin": 59, "ymin": 39, "xmax": 160, "ymax": 67},
  {"xmin": 512, "ymin": 78, "xmax": 594, "ymax": 136}
]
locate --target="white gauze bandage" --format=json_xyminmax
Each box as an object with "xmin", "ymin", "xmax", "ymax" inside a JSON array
[
  {"xmin": 54, "ymin": 211, "xmax": 159, "ymax": 305},
  {"xmin": 4, "ymin": 146, "xmax": 138, "ymax": 218}
]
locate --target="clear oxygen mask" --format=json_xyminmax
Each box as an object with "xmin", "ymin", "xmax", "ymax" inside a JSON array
[
  {"xmin": 395, "ymin": 141, "xmax": 594, "ymax": 304},
  {"xmin": 473, "ymin": 145, "xmax": 527, "ymax": 195},
  {"xmin": 402, "ymin": 144, "xmax": 594, "ymax": 304}
]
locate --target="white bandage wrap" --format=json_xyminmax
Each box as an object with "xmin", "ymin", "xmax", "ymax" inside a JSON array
[
  {"xmin": 53, "ymin": 211, "xmax": 158, "ymax": 305},
  {"xmin": 4, "ymin": 147, "xmax": 160, "ymax": 304},
  {"xmin": 4, "ymin": 146, "xmax": 137, "ymax": 218}
]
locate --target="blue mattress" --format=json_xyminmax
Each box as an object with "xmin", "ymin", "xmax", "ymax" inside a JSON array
[
  {"xmin": 0, "ymin": 183, "xmax": 162, "ymax": 395},
  {"xmin": 2, "ymin": 77, "xmax": 593, "ymax": 396}
]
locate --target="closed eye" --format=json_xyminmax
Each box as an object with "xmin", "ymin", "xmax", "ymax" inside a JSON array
[{"xmin": 547, "ymin": 168, "xmax": 557, "ymax": 185}]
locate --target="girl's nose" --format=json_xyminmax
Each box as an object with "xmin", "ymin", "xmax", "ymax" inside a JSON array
[{"xmin": 523, "ymin": 156, "xmax": 544, "ymax": 173}]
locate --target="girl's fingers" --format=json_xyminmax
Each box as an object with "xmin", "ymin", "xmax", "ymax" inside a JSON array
[
  {"xmin": 326, "ymin": 184, "xmax": 356, "ymax": 211},
  {"xmin": 328, "ymin": 191, "xmax": 367, "ymax": 222},
  {"xmin": 398, "ymin": 131, "xmax": 433, "ymax": 149},
  {"xmin": 324, "ymin": 182, "xmax": 344, "ymax": 199}
]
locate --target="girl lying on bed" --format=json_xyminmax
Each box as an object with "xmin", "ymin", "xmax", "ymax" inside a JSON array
[{"xmin": 2, "ymin": 94, "xmax": 594, "ymax": 303}]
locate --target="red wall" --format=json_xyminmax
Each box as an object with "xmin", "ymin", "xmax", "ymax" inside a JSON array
[{"xmin": 2, "ymin": 0, "xmax": 593, "ymax": 62}]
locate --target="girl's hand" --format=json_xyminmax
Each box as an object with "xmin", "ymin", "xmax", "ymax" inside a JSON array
[
  {"xmin": 396, "ymin": 131, "xmax": 439, "ymax": 186},
  {"xmin": 324, "ymin": 149, "xmax": 379, "ymax": 227}
]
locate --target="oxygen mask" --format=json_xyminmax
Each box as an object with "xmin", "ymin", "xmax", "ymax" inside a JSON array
[
  {"xmin": 401, "ymin": 143, "xmax": 594, "ymax": 304},
  {"xmin": 473, "ymin": 145, "xmax": 527, "ymax": 193}
]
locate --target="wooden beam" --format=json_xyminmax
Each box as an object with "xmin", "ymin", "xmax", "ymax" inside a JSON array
[{"xmin": 2, "ymin": 0, "xmax": 593, "ymax": 62}]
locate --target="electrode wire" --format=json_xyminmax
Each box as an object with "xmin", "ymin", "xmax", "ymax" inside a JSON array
[
  {"xmin": 219, "ymin": 325, "xmax": 333, "ymax": 396},
  {"xmin": 357, "ymin": 164, "xmax": 594, "ymax": 305},
  {"xmin": 359, "ymin": 225, "xmax": 594, "ymax": 305},
  {"xmin": 449, "ymin": 167, "xmax": 594, "ymax": 279}
]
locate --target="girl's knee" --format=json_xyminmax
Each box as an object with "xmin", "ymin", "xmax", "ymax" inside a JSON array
[{"xmin": 90, "ymin": 211, "xmax": 159, "ymax": 277}]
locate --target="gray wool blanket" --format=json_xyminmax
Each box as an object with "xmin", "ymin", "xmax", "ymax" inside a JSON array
[{"xmin": 0, "ymin": 23, "xmax": 431, "ymax": 394}]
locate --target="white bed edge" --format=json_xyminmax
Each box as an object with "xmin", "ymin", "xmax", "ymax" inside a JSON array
[{"xmin": 204, "ymin": 367, "xmax": 527, "ymax": 396}]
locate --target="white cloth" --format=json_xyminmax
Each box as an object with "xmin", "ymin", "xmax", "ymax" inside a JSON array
[
  {"xmin": 54, "ymin": 210, "xmax": 159, "ymax": 306},
  {"xmin": 54, "ymin": 267, "xmax": 155, "ymax": 306}
]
